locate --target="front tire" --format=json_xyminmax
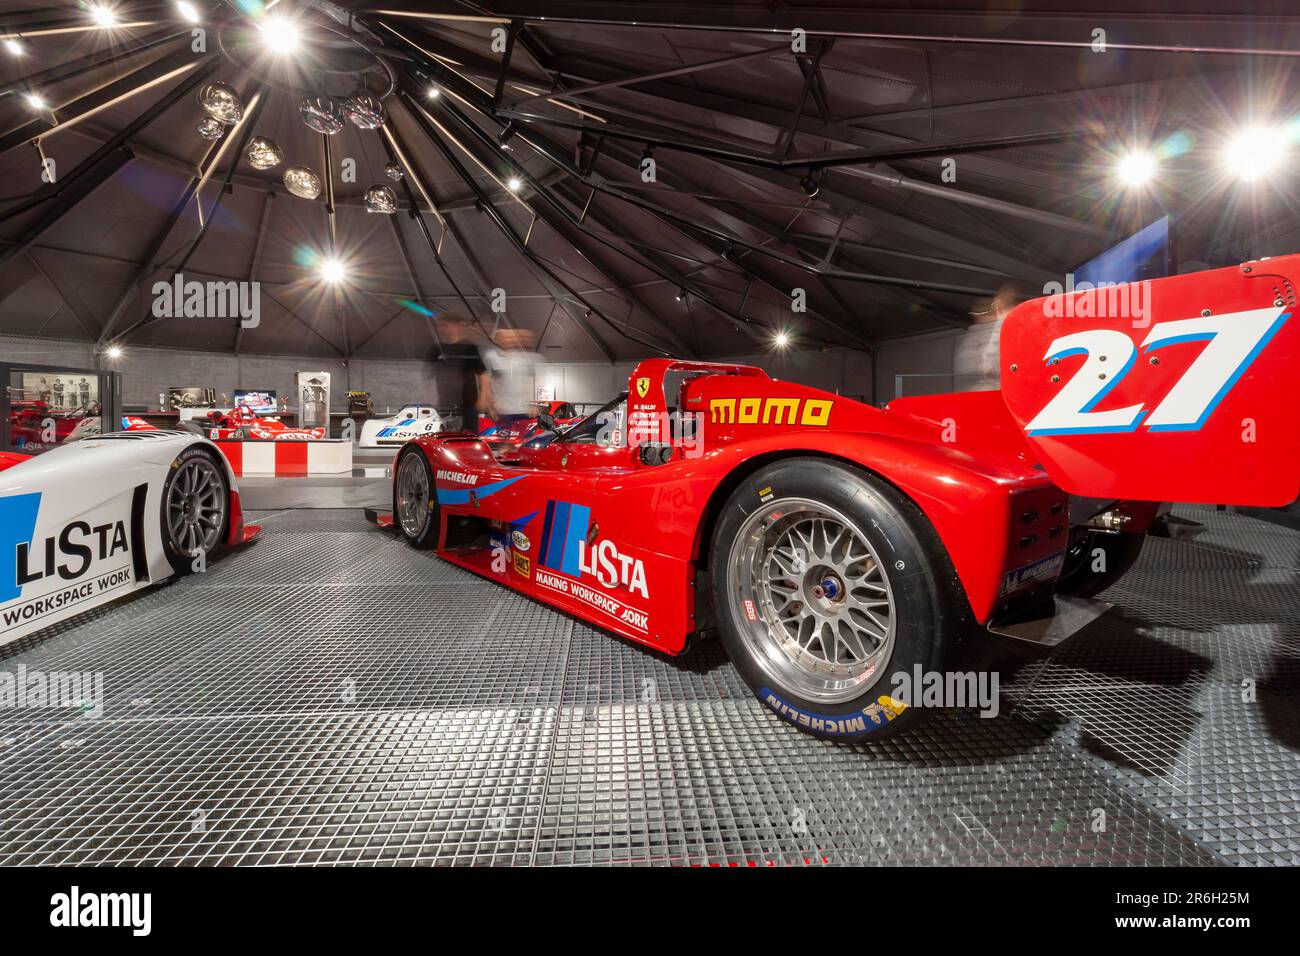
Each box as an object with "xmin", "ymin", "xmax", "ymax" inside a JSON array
[
  {"xmin": 161, "ymin": 446, "xmax": 229, "ymax": 575},
  {"xmin": 394, "ymin": 448, "xmax": 438, "ymax": 549},
  {"xmin": 710, "ymin": 458, "xmax": 964, "ymax": 741}
]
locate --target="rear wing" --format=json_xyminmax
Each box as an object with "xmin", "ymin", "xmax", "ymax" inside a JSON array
[{"xmin": 1000, "ymin": 255, "xmax": 1299, "ymax": 506}]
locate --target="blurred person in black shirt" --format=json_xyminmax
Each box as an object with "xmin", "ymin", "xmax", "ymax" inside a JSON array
[{"xmin": 435, "ymin": 313, "xmax": 490, "ymax": 433}]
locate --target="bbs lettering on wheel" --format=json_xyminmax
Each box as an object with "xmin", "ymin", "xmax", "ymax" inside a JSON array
[
  {"xmin": 161, "ymin": 446, "xmax": 229, "ymax": 575},
  {"xmin": 710, "ymin": 457, "xmax": 967, "ymax": 741}
]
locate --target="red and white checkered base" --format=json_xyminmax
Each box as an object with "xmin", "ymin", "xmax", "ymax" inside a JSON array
[{"xmin": 212, "ymin": 439, "xmax": 353, "ymax": 476}]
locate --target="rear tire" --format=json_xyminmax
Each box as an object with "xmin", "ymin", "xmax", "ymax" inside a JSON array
[
  {"xmin": 710, "ymin": 457, "xmax": 964, "ymax": 741},
  {"xmin": 394, "ymin": 448, "xmax": 438, "ymax": 549},
  {"xmin": 1056, "ymin": 529, "xmax": 1145, "ymax": 598},
  {"xmin": 161, "ymin": 446, "xmax": 229, "ymax": 575}
]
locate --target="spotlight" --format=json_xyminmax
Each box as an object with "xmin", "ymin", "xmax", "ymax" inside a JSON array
[
  {"xmin": 4, "ymin": 38, "xmax": 23, "ymax": 56},
  {"xmin": 774, "ymin": 331, "xmax": 790, "ymax": 349},
  {"xmin": 106, "ymin": 345, "xmax": 123, "ymax": 359},
  {"xmin": 674, "ymin": 288, "xmax": 686, "ymax": 303},
  {"xmin": 1115, "ymin": 150, "xmax": 1157, "ymax": 187},
  {"xmin": 506, "ymin": 176, "xmax": 522, "ymax": 193},
  {"xmin": 259, "ymin": 14, "xmax": 300, "ymax": 55},
  {"xmin": 640, "ymin": 145, "xmax": 654, "ymax": 162},
  {"xmin": 497, "ymin": 121, "xmax": 517, "ymax": 150},
  {"xmin": 1223, "ymin": 126, "xmax": 1286, "ymax": 182},
  {"xmin": 176, "ymin": 1, "xmax": 200, "ymax": 23},
  {"xmin": 800, "ymin": 172, "xmax": 820, "ymax": 198},
  {"xmin": 89, "ymin": 5, "xmax": 117, "ymax": 28},
  {"xmin": 24, "ymin": 92, "xmax": 45, "ymax": 111},
  {"xmin": 318, "ymin": 257, "xmax": 347, "ymax": 283},
  {"xmin": 427, "ymin": 85, "xmax": 441, "ymax": 99}
]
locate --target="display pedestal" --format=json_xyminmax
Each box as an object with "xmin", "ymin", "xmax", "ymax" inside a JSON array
[{"xmin": 213, "ymin": 439, "xmax": 352, "ymax": 476}]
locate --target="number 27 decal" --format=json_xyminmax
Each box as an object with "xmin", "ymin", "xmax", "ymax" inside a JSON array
[{"xmin": 1025, "ymin": 307, "xmax": 1289, "ymax": 436}]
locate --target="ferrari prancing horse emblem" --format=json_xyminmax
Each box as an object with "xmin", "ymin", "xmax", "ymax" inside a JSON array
[{"xmin": 635, "ymin": 377, "xmax": 651, "ymax": 398}]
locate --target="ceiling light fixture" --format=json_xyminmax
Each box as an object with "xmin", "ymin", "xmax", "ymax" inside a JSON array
[
  {"xmin": 89, "ymin": 5, "xmax": 118, "ymax": 28},
  {"xmin": 427, "ymin": 85, "xmax": 441, "ymax": 99},
  {"xmin": 106, "ymin": 345, "xmax": 124, "ymax": 359},
  {"xmin": 25, "ymin": 92, "xmax": 46, "ymax": 111},
  {"xmin": 4, "ymin": 38, "xmax": 23, "ymax": 56},
  {"xmin": 675, "ymin": 288, "xmax": 686, "ymax": 303},
  {"xmin": 506, "ymin": 176, "xmax": 522, "ymax": 193},
  {"xmin": 176, "ymin": 1, "xmax": 200, "ymax": 23},
  {"xmin": 318, "ymin": 257, "xmax": 347, "ymax": 284},
  {"xmin": 1115, "ymin": 150, "xmax": 1157, "ymax": 187},
  {"xmin": 259, "ymin": 14, "xmax": 300, "ymax": 55},
  {"xmin": 799, "ymin": 171, "xmax": 820, "ymax": 198},
  {"xmin": 774, "ymin": 331, "xmax": 790, "ymax": 349},
  {"xmin": 497, "ymin": 121, "xmax": 517, "ymax": 150},
  {"xmin": 1223, "ymin": 125, "xmax": 1286, "ymax": 182}
]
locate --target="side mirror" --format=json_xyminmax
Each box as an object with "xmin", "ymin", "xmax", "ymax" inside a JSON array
[{"xmin": 537, "ymin": 412, "xmax": 558, "ymax": 432}]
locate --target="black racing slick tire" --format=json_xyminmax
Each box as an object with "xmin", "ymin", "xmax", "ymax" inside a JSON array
[
  {"xmin": 393, "ymin": 447, "xmax": 438, "ymax": 549},
  {"xmin": 710, "ymin": 457, "xmax": 965, "ymax": 742},
  {"xmin": 160, "ymin": 445, "xmax": 230, "ymax": 576}
]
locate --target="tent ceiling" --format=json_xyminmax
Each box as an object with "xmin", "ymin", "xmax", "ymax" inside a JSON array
[{"xmin": 0, "ymin": 1, "xmax": 1296, "ymax": 361}]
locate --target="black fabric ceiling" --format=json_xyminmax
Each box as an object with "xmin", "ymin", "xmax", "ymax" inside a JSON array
[{"xmin": 0, "ymin": 1, "xmax": 1297, "ymax": 361}]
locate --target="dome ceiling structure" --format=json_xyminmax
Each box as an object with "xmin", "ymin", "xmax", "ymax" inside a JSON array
[{"xmin": 0, "ymin": 1, "xmax": 1296, "ymax": 362}]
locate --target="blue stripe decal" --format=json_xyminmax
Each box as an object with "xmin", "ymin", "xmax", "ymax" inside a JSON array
[
  {"xmin": 539, "ymin": 502, "xmax": 556, "ymax": 567},
  {"xmin": 561, "ymin": 504, "xmax": 590, "ymax": 577},
  {"xmin": 0, "ymin": 493, "xmax": 42, "ymax": 603},
  {"xmin": 434, "ymin": 475, "xmax": 525, "ymax": 505}
]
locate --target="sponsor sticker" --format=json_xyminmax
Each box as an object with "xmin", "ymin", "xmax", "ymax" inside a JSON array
[
  {"xmin": 511, "ymin": 529, "xmax": 530, "ymax": 552},
  {"xmin": 1000, "ymin": 549, "xmax": 1066, "ymax": 596},
  {"xmin": 512, "ymin": 551, "xmax": 530, "ymax": 578}
]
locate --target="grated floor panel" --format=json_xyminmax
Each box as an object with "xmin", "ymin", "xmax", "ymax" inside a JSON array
[{"xmin": 0, "ymin": 506, "xmax": 1295, "ymax": 866}]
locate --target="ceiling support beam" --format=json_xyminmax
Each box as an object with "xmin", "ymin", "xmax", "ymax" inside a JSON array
[
  {"xmin": 0, "ymin": 53, "xmax": 217, "ymax": 225},
  {"xmin": 0, "ymin": 47, "xmax": 207, "ymax": 159},
  {"xmin": 116, "ymin": 92, "xmax": 267, "ymax": 344},
  {"xmin": 0, "ymin": 147, "xmax": 132, "ymax": 269},
  {"xmin": 234, "ymin": 191, "xmax": 274, "ymax": 355}
]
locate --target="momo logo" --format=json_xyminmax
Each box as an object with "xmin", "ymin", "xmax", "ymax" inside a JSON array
[
  {"xmin": 635, "ymin": 377, "xmax": 651, "ymax": 399},
  {"xmin": 709, "ymin": 396, "xmax": 833, "ymax": 427}
]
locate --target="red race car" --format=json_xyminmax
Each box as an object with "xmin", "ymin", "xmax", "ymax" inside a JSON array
[
  {"xmin": 203, "ymin": 405, "xmax": 327, "ymax": 442},
  {"xmin": 370, "ymin": 257, "xmax": 1298, "ymax": 741},
  {"xmin": 478, "ymin": 401, "xmax": 582, "ymax": 452}
]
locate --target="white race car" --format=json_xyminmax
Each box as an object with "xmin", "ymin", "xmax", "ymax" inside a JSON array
[
  {"xmin": 358, "ymin": 404, "xmax": 448, "ymax": 448},
  {"xmin": 0, "ymin": 431, "xmax": 259, "ymax": 647}
]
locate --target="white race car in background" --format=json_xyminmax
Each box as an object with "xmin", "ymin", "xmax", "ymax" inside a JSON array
[
  {"xmin": 358, "ymin": 404, "xmax": 448, "ymax": 448},
  {"xmin": 0, "ymin": 431, "xmax": 260, "ymax": 646}
]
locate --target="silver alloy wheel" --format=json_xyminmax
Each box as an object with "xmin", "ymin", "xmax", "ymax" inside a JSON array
[
  {"xmin": 728, "ymin": 497, "xmax": 896, "ymax": 705},
  {"xmin": 395, "ymin": 453, "xmax": 431, "ymax": 538},
  {"xmin": 166, "ymin": 455, "xmax": 226, "ymax": 557}
]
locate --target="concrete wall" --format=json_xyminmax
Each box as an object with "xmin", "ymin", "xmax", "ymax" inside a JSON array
[{"xmin": 0, "ymin": 333, "xmax": 876, "ymax": 413}]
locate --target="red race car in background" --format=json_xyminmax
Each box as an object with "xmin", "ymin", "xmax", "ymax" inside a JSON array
[
  {"xmin": 478, "ymin": 401, "xmax": 582, "ymax": 452},
  {"xmin": 203, "ymin": 405, "xmax": 327, "ymax": 441},
  {"xmin": 370, "ymin": 256, "xmax": 1298, "ymax": 742}
]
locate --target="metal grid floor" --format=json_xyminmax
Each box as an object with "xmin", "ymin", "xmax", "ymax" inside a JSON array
[{"xmin": 0, "ymin": 505, "xmax": 1295, "ymax": 866}]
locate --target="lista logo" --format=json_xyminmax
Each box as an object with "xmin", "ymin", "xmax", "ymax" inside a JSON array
[
  {"xmin": 16, "ymin": 520, "xmax": 130, "ymax": 587},
  {"xmin": 577, "ymin": 538, "xmax": 648, "ymax": 600}
]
